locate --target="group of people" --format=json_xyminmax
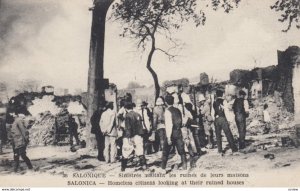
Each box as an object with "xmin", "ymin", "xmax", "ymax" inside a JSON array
[
  {"xmin": 2, "ymin": 87, "xmax": 255, "ymax": 173},
  {"xmin": 90, "ymin": 87, "xmax": 252, "ymax": 172}
]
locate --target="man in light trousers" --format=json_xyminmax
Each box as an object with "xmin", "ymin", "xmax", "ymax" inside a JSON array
[{"xmin": 100, "ymin": 102, "xmax": 117, "ymax": 163}]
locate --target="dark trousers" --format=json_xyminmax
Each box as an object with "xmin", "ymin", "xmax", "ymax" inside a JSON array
[
  {"xmin": 13, "ymin": 146, "xmax": 32, "ymax": 172},
  {"xmin": 116, "ymin": 137, "xmax": 123, "ymax": 158},
  {"xmin": 191, "ymin": 127, "xmax": 207, "ymax": 152},
  {"xmin": 235, "ymin": 113, "xmax": 246, "ymax": 149},
  {"xmin": 154, "ymin": 128, "xmax": 166, "ymax": 152},
  {"xmin": 95, "ymin": 132, "xmax": 105, "ymax": 160},
  {"xmin": 214, "ymin": 117, "xmax": 237, "ymax": 153},
  {"xmin": 161, "ymin": 129, "xmax": 185, "ymax": 169},
  {"xmin": 70, "ymin": 132, "xmax": 80, "ymax": 146},
  {"xmin": 143, "ymin": 131, "xmax": 154, "ymax": 155}
]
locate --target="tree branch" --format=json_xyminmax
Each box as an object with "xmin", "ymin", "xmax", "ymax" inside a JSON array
[{"xmin": 155, "ymin": 48, "xmax": 177, "ymax": 61}]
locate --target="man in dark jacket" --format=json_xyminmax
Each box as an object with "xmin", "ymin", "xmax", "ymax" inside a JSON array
[
  {"xmin": 121, "ymin": 102, "xmax": 147, "ymax": 171},
  {"xmin": 232, "ymin": 90, "xmax": 249, "ymax": 150},
  {"xmin": 68, "ymin": 116, "xmax": 80, "ymax": 146},
  {"xmin": 10, "ymin": 109, "xmax": 33, "ymax": 172},
  {"xmin": 162, "ymin": 95, "xmax": 187, "ymax": 170},
  {"xmin": 213, "ymin": 90, "xmax": 238, "ymax": 154},
  {"xmin": 90, "ymin": 101, "xmax": 106, "ymax": 161}
]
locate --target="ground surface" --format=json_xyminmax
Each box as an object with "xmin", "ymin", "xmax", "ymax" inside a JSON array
[{"xmin": 1, "ymin": 131, "xmax": 300, "ymax": 178}]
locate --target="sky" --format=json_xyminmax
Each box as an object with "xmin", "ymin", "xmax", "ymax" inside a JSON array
[{"xmin": 0, "ymin": 0, "xmax": 300, "ymax": 93}]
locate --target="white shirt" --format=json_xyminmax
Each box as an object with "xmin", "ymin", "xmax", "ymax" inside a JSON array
[
  {"xmin": 100, "ymin": 108, "xmax": 116, "ymax": 134},
  {"xmin": 181, "ymin": 92, "xmax": 191, "ymax": 104},
  {"xmin": 164, "ymin": 107, "xmax": 173, "ymax": 140},
  {"xmin": 117, "ymin": 107, "xmax": 126, "ymax": 128},
  {"xmin": 134, "ymin": 107, "xmax": 151, "ymax": 132},
  {"xmin": 244, "ymin": 99, "xmax": 249, "ymax": 113},
  {"xmin": 263, "ymin": 110, "xmax": 271, "ymax": 123},
  {"xmin": 210, "ymin": 98, "xmax": 233, "ymax": 121},
  {"xmin": 223, "ymin": 99, "xmax": 231, "ymax": 120},
  {"xmin": 182, "ymin": 106, "xmax": 193, "ymax": 126}
]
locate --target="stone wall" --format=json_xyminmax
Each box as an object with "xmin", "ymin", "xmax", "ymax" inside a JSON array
[
  {"xmin": 277, "ymin": 46, "xmax": 300, "ymax": 113},
  {"xmin": 292, "ymin": 55, "xmax": 300, "ymax": 122}
]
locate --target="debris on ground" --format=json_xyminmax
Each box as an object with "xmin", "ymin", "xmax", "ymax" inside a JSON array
[
  {"xmin": 247, "ymin": 95, "xmax": 294, "ymax": 136},
  {"xmin": 264, "ymin": 153, "xmax": 275, "ymax": 160},
  {"xmin": 29, "ymin": 112, "xmax": 56, "ymax": 146},
  {"xmin": 26, "ymin": 95, "xmax": 87, "ymax": 146}
]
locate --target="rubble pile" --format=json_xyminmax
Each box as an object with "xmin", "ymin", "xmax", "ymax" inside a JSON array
[
  {"xmin": 247, "ymin": 95, "xmax": 294, "ymax": 135},
  {"xmin": 27, "ymin": 97, "xmax": 87, "ymax": 146},
  {"xmin": 29, "ymin": 112, "xmax": 56, "ymax": 146}
]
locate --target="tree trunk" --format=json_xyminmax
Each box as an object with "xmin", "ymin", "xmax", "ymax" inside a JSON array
[
  {"xmin": 87, "ymin": 0, "xmax": 113, "ymax": 147},
  {"xmin": 146, "ymin": 38, "xmax": 160, "ymax": 101}
]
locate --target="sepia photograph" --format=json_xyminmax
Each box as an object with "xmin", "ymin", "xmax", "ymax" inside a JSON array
[{"xmin": 0, "ymin": 0, "xmax": 300, "ymax": 188}]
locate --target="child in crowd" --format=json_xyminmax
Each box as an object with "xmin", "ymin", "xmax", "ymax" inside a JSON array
[{"xmin": 263, "ymin": 104, "xmax": 271, "ymax": 134}]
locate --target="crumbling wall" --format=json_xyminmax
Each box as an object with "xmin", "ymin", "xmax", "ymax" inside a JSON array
[
  {"xmin": 250, "ymin": 80, "xmax": 263, "ymax": 99},
  {"xmin": 230, "ymin": 69, "xmax": 254, "ymax": 87},
  {"xmin": 261, "ymin": 66, "xmax": 279, "ymax": 96},
  {"xmin": 293, "ymin": 61, "xmax": 300, "ymax": 122},
  {"xmin": 277, "ymin": 46, "xmax": 300, "ymax": 113}
]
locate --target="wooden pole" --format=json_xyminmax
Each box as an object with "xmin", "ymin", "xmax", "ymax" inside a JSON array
[{"xmin": 86, "ymin": 0, "xmax": 114, "ymax": 147}]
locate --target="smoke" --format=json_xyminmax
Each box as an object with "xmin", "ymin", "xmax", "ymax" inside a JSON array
[
  {"xmin": 0, "ymin": 0, "xmax": 63, "ymax": 63},
  {"xmin": 0, "ymin": 0, "xmax": 91, "ymax": 94}
]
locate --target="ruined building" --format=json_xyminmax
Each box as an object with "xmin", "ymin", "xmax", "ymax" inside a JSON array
[
  {"xmin": 192, "ymin": 46, "xmax": 300, "ymax": 119},
  {"xmin": 277, "ymin": 46, "xmax": 300, "ymax": 114}
]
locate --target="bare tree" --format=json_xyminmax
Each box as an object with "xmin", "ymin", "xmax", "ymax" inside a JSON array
[
  {"xmin": 271, "ymin": 0, "xmax": 300, "ymax": 32},
  {"xmin": 112, "ymin": 0, "xmax": 240, "ymax": 100}
]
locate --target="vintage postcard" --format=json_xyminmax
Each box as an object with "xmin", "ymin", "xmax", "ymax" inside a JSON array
[{"xmin": 0, "ymin": 0, "xmax": 300, "ymax": 188}]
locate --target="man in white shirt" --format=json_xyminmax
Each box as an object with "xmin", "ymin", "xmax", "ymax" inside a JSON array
[
  {"xmin": 100, "ymin": 102, "xmax": 117, "ymax": 163},
  {"xmin": 162, "ymin": 95, "xmax": 187, "ymax": 170}
]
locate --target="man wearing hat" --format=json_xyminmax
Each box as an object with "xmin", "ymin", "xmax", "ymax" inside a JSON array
[
  {"xmin": 100, "ymin": 102, "xmax": 117, "ymax": 163},
  {"xmin": 134, "ymin": 99, "xmax": 152, "ymax": 154},
  {"xmin": 121, "ymin": 102, "xmax": 147, "ymax": 171},
  {"xmin": 198, "ymin": 94, "xmax": 215, "ymax": 149},
  {"xmin": 152, "ymin": 97, "xmax": 166, "ymax": 152},
  {"xmin": 134, "ymin": 99, "xmax": 151, "ymax": 132},
  {"xmin": 232, "ymin": 90, "xmax": 249, "ymax": 150},
  {"xmin": 10, "ymin": 108, "xmax": 33, "ymax": 172},
  {"xmin": 213, "ymin": 90, "xmax": 238, "ymax": 154}
]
